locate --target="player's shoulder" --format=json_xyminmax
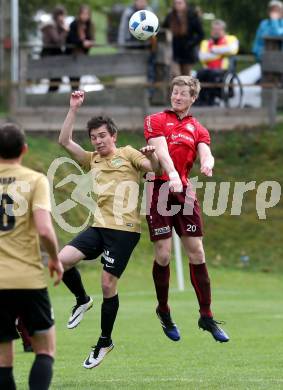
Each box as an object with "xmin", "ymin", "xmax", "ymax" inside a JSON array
[
  {"xmin": 146, "ymin": 110, "xmax": 166, "ymax": 120},
  {"xmin": 88, "ymin": 150, "xmax": 97, "ymax": 160},
  {"xmin": 189, "ymin": 116, "xmax": 209, "ymax": 132},
  {"xmin": 15, "ymin": 165, "xmax": 47, "ymax": 183},
  {"xmin": 145, "ymin": 111, "xmax": 168, "ymax": 129},
  {"xmin": 118, "ymin": 145, "xmax": 139, "ymax": 157}
]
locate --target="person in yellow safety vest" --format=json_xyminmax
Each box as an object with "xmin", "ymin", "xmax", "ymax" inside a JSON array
[{"xmin": 197, "ymin": 20, "xmax": 239, "ymax": 105}]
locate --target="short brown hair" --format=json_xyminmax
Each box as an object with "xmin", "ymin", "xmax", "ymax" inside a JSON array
[
  {"xmin": 87, "ymin": 116, "xmax": 118, "ymax": 137},
  {"xmin": 0, "ymin": 123, "xmax": 25, "ymax": 159},
  {"xmin": 171, "ymin": 76, "xmax": 201, "ymax": 98}
]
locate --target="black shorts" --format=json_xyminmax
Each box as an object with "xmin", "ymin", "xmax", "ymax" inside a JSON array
[
  {"xmin": 0, "ymin": 288, "xmax": 54, "ymax": 342},
  {"xmin": 68, "ymin": 227, "xmax": 140, "ymax": 278}
]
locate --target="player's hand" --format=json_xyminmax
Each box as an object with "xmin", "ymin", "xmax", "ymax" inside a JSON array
[
  {"xmin": 169, "ymin": 171, "xmax": 183, "ymax": 192},
  {"xmin": 140, "ymin": 145, "xmax": 156, "ymax": 157},
  {"xmin": 48, "ymin": 258, "xmax": 64, "ymax": 287},
  {"xmin": 70, "ymin": 90, "xmax": 85, "ymax": 110},
  {"xmin": 200, "ymin": 158, "xmax": 214, "ymax": 177}
]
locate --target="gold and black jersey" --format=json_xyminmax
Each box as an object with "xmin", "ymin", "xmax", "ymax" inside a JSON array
[
  {"xmin": 0, "ymin": 163, "xmax": 51, "ymax": 289},
  {"xmin": 80, "ymin": 145, "xmax": 149, "ymax": 233}
]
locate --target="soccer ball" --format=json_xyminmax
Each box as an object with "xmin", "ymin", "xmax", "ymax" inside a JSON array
[{"xmin": 129, "ymin": 10, "xmax": 159, "ymax": 41}]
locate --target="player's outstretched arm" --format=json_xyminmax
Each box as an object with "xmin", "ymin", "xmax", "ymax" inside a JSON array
[
  {"xmin": 198, "ymin": 142, "xmax": 215, "ymax": 177},
  {"xmin": 148, "ymin": 137, "xmax": 182, "ymax": 192},
  {"xmin": 59, "ymin": 91, "xmax": 87, "ymax": 165},
  {"xmin": 139, "ymin": 145, "xmax": 163, "ymax": 175},
  {"xmin": 33, "ymin": 209, "xmax": 64, "ymax": 286}
]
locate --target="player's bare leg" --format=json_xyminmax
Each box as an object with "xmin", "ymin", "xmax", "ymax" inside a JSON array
[
  {"xmin": 182, "ymin": 236, "xmax": 229, "ymax": 342},
  {"xmin": 60, "ymin": 246, "xmax": 93, "ymax": 329},
  {"xmin": 0, "ymin": 341, "xmax": 16, "ymax": 389}
]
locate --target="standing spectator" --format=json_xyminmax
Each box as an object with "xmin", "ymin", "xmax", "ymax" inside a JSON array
[
  {"xmin": 163, "ymin": 0, "xmax": 204, "ymax": 77},
  {"xmin": 252, "ymin": 0, "xmax": 283, "ymax": 62},
  {"xmin": 41, "ymin": 5, "xmax": 68, "ymax": 92},
  {"xmin": 66, "ymin": 4, "xmax": 95, "ymax": 90},
  {"xmin": 197, "ymin": 19, "xmax": 239, "ymax": 105}
]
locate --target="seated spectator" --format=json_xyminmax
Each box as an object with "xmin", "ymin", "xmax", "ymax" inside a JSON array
[
  {"xmin": 163, "ymin": 0, "xmax": 204, "ymax": 77},
  {"xmin": 197, "ymin": 19, "xmax": 239, "ymax": 106},
  {"xmin": 66, "ymin": 4, "xmax": 95, "ymax": 90},
  {"xmin": 252, "ymin": 0, "xmax": 283, "ymax": 62},
  {"xmin": 41, "ymin": 5, "xmax": 68, "ymax": 92}
]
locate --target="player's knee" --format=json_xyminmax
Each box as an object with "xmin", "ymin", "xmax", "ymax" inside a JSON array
[
  {"xmin": 155, "ymin": 252, "xmax": 170, "ymax": 265},
  {"xmin": 0, "ymin": 356, "xmax": 13, "ymax": 367},
  {"xmin": 58, "ymin": 252, "xmax": 69, "ymax": 269},
  {"xmin": 101, "ymin": 276, "xmax": 117, "ymax": 297},
  {"xmin": 32, "ymin": 340, "xmax": 55, "ymax": 358},
  {"xmin": 155, "ymin": 245, "xmax": 171, "ymax": 265},
  {"xmin": 31, "ymin": 327, "xmax": 56, "ymax": 357},
  {"xmin": 34, "ymin": 349, "xmax": 55, "ymax": 359},
  {"xmin": 0, "ymin": 343, "xmax": 13, "ymax": 366},
  {"xmin": 188, "ymin": 248, "xmax": 205, "ymax": 264}
]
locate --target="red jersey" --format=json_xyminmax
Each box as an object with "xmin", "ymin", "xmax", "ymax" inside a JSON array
[{"xmin": 144, "ymin": 110, "xmax": 210, "ymax": 184}]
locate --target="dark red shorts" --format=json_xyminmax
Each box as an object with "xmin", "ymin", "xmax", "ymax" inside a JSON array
[{"xmin": 146, "ymin": 180, "xmax": 203, "ymax": 241}]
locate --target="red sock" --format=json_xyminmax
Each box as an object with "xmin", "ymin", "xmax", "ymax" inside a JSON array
[
  {"xmin": 16, "ymin": 317, "xmax": 32, "ymax": 347},
  {"xmin": 152, "ymin": 260, "xmax": 170, "ymax": 313},
  {"xmin": 189, "ymin": 263, "xmax": 213, "ymax": 317}
]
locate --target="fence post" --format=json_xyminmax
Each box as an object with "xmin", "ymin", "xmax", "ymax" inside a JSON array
[
  {"xmin": 267, "ymin": 86, "xmax": 278, "ymax": 128},
  {"xmin": 173, "ymin": 229, "xmax": 185, "ymax": 291}
]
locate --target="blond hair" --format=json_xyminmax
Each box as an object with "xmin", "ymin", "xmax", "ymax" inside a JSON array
[{"xmin": 171, "ymin": 76, "xmax": 201, "ymax": 98}]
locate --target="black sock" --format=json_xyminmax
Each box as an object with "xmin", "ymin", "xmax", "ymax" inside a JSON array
[
  {"xmin": 62, "ymin": 267, "xmax": 89, "ymax": 305},
  {"xmin": 29, "ymin": 354, "xmax": 54, "ymax": 390},
  {"xmin": 0, "ymin": 367, "xmax": 16, "ymax": 390},
  {"xmin": 100, "ymin": 294, "xmax": 119, "ymax": 343}
]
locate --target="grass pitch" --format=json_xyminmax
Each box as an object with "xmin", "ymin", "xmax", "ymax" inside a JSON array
[
  {"xmin": 14, "ymin": 125, "xmax": 283, "ymax": 388},
  {"xmin": 14, "ymin": 267, "xmax": 283, "ymax": 389}
]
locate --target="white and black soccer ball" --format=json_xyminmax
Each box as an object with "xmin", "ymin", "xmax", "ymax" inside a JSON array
[{"xmin": 129, "ymin": 10, "xmax": 159, "ymax": 41}]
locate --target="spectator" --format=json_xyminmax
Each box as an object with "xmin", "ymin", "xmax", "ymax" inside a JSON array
[
  {"xmin": 197, "ymin": 19, "xmax": 239, "ymax": 106},
  {"xmin": 41, "ymin": 5, "xmax": 68, "ymax": 92},
  {"xmin": 118, "ymin": 0, "xmax": 150, "ymax": 48},
  {"xmin": 66, "ymin": 4, "xmax": 95, "ymax": 90},
  {"xmin": 163, "ymin": 0, "xmax": 204, "ymax": 77},
  {"xmin": 252, "ymin": 0, "xmax": 283, "ymax": 62}
]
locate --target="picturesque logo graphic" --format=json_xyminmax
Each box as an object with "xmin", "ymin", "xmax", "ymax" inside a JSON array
[{"xmin": 43, "ymin": 157, "xmax": 282, "ymax": 233}]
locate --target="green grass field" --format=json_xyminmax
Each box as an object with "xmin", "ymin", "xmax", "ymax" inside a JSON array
[
  {"xmin": 14, "ymin": 267, "xmax": 283, "ymax": 389},
  {"xmin": 11, "ymin": 124, "xmax": 283, "ymax": 388}
]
